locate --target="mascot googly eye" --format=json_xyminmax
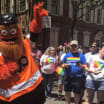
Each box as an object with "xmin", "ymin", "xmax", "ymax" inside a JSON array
[
  {"xmin": 10, "ymin": 28, "xmax": 17, "ymax": 35},
  {"xmin": 0, "ymin": 14, "xmax": 25, "ymax": 60},
  {"xmin": 1, "ymin": 29, "xmax": 8, "ymax": 36}
]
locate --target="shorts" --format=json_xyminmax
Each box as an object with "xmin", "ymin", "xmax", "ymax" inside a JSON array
[
  {"xmin": 86, "ymin": 79, "xmax": 104, "ymax": 90},
  {"xmin": 64, "ymin": 77, "xmax": 84, "ymax": 94}
]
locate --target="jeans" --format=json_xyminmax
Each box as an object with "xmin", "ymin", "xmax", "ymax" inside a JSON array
[{"xmin": 42, "ymin": 73, "xmax": 55, "ymax": 97}]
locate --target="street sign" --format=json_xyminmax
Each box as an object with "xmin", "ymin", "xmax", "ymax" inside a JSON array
[{"xmin": 43, "ymin": 16, "xmax": 51, "ymax": 28}]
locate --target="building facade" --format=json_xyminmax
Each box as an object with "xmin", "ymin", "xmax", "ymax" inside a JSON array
[
  {"xmin": 43, "ymin": 0, "xmax": 104, "ymax": 48},
  {"xmin": 0, "ymin": 0, "xmax": 29, "ymax": 35},
  {"xmin": 0, "ymin": 0, "xmax": 104, "ymax": 49}
]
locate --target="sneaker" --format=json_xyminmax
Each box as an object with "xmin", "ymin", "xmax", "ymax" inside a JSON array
[
  {"xmin": 54, "ymin": 96, "xmax": 64, "ymax": 101},
  {"xmin": 58, "ymin": 96, "xmax": 61, "ymax": 98},
  {"xmin": 46, "ymin": 96, "xmax": 52, "ymax": 99},
  {"xmin": 54, "ymin": 98, "xmax": 60, "ymax": 101}
]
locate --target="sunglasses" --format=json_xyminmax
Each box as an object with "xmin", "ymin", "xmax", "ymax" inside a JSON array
[
  {"xmin": 71, "ymin": 45, "xmax": 77, "ymax": 48},
  {"xmin": 91, "ymin": 46, "xmax": 96, "ymax": 48}
]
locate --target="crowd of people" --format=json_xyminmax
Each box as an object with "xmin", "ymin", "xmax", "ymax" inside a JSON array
[
  {"xmin": 32, "ymin": 40, "xmax": 104, "ymax": 104},
  {"xmin": 0, "ymin": 2, "xmax": 103, "ymax": 104}
]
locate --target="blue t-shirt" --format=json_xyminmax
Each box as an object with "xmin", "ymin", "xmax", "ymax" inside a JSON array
[{"xmin": 62, "ymin": 52, "xmax": 86, "ymax": 77}]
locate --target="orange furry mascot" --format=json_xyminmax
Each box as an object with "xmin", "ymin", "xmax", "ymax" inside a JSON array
[{"xmin": 0, "ymin": 2, "xmax": 48, "ymax": 104}]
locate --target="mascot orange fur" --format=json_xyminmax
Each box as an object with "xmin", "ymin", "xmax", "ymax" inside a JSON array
[{"xmin": 0, "ymin": 2, "xmax": 48, "ymax": 104}]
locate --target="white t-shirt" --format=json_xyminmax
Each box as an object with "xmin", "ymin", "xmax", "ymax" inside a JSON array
[
  {"xmin": 40, "ymin": 55, "xmax": 58, "ymax": 74},
  {"xmin": 85, "ymin": 52, "xmax": 92, "ymax": 59},
  {"xmin": 85, "ymin": 52, "xmax": 98, "ymax": 59},
  {"xmin": 86, "ymin": 54, "xmax": 104, "ymax": 81}
]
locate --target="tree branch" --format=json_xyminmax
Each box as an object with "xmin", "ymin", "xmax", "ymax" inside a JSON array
[{"xmin": 77, "ymin": 1, "xmax": 104, "ymax": 20}]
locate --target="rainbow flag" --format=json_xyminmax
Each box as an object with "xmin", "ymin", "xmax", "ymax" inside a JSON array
[
  {"xmin": 46, "ymin": 58, "xmax": 54, "ymax": 63},
  {"xmin": 56, "ymin": 66, "xmax": 64, "ymax": 76},
  {"xmin": 93, "ymin": 61, "xmax": 104, "ymax": 69},
  {"xmin": 67, "ymin": 57, "xmax": 80, "ymax": 62}
]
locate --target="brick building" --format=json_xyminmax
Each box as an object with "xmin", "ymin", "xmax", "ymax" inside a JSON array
[
  {"xmin": 0, "ymin": 0, "xmax": 29, "ymax": 34},
  {"xmin": 0, "ymin": 0, "xmax": 104, "ymax": 49},
  {"xmin": 43, "ymin": 0, "xmax": 104, "ymax": 48}
]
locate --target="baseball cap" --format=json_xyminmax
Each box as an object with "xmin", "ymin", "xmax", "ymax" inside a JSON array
[{"xmin": 70, "ymin": 40, "xmax": 78, "ymax": 45}]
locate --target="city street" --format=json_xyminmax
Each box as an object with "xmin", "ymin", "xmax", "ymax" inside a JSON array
[
  {"xmin": 44, "ymin": 80, "xmax": 97, "ymax": 104},
  {"xmin": 0, "ymin": 1, "xmax": 104, "ymax": 104}
]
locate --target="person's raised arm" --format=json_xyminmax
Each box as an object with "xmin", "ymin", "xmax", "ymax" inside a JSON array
[{"xmin": 29, "ymin": 2, "xmax": 48, "ymax": 44}]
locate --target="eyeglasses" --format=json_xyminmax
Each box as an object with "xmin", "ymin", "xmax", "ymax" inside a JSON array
[
  {"xmin": 91, "ymin": 46, "xmax": 96, "ymax": 48},
  {"xmin": 71, "ymin": 45, "xmax": 77, "ymax": 48}
]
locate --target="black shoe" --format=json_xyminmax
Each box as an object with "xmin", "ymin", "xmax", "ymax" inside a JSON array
[{"xmin": 54, "ymin": 96, "xmax": 64, "ymax": 101}]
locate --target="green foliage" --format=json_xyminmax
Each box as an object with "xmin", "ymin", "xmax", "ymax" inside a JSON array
[
  {"xmin": 72, "ymin": 0, "xmax": 104, "ymax": 19},
  {"xmin": 73, "ymin": 0, "xmax": 104, "ymax": 9}
]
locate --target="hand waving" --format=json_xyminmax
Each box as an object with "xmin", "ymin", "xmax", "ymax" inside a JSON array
[{"xmin": 30, "ymin": 2, "xmax": 48, "ymax": 33}]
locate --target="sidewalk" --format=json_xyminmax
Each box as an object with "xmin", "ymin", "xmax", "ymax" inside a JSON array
[
  {"xmin": 44, "ymin": 80, "xmax": 67, "ymax": 104},
  {"xmin": 44, "ymin": 80, "xmax": 97, "ymax": 104}
]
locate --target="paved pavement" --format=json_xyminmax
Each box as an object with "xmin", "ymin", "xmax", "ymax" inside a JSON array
[{"xmin": 44, "ymin": 80, "xmax": 97, "ymax": 104}]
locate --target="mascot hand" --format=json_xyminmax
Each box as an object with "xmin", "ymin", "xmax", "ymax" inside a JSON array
[{"xmin": 30, "ymin": 2, "xmax": 48, "ymax": 33}]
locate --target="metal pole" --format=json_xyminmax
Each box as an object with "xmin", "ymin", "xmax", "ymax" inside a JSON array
[{"xmin": 14, "ymin": 0, "xmax": 16, "ymax": 14}]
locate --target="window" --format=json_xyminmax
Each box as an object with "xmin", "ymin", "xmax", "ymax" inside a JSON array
[
  {"xmin": 78, "ymin": 2, "xmax": 84, "ymax": 20},
  {"xmin": 97, "ymin": 9, "xmax": 102, "ymax": 24},
  {"xmin": 19, "ymin": 0, "xmax": 25, "ymax": 12},
  {"xmin": 50, "ymin": 27, "xmax": 59, "ymax": 47},
  {"xmin": 85, "ymin": 5, "xmax": 91, "ymax": 22},
  {"xmin": 5, "ymin": 0, "xmax": 10, "ymax": 13},
  {"xmin": 93, "ymin": 9, "xmax": 95, "ymax": 23},
  {"xmin": 86, "ymin": 12, "xmax": 91, "ymax": 22},
  {"xmin": 52, "ymin": 0, "xmax": 60, "ymax": 15},
  {"xmin": 43, "ymin": 0, "xmax": 47, "ymax": 9}
]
